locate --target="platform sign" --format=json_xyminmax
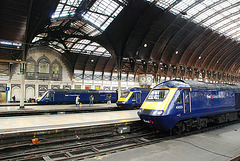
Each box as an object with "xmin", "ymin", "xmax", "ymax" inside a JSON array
[{"xmin": 6, "ymin": 87, "xmax": 10, "ymax": 91}]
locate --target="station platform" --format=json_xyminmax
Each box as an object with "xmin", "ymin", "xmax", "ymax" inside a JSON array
[
  {"xmin": 0, "ymin": 102, "xmax": 37, "ymax": 106},
  {"xmin": 0, "ymin": 103, "xmax": 118, "ymax": 116},
  {"xmin": 0, "ymin": 109, "xmax": 139, "ymax": 135}
]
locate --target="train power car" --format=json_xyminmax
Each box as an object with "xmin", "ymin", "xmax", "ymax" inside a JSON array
[
  {"xmin": 116, "ymin": 88, "xmax": 151, "ymax": 109},
  {"xmin": 37, "ymin": 89, "xmax": 117, "ymax": 104},
  {"xmin": 138, "ymin": 80, "xmax": 240, "ymax": 134}
]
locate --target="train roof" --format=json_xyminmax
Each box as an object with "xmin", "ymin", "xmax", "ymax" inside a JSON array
[
  {"xmin": 125, "ymin": 88, "xmax": 151, "ymax": 92},
  {"xmin": 47, "ymin": 89, "xmax": 116, "ymax": 93},
  {"xmin": 154, "ymin": 80, "xmax": 240, "ymax": 91}
]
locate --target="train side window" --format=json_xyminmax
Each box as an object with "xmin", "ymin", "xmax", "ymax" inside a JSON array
[
  {"xmin": 184, "ymin": 90, "xmax": 189, "ymax": 103},
  {"xmin": 176, "ymin": 91, "xmax": 182, "ymax": 104},
  {"xmin": 132, "ymin": 93, "xmax": 135, "ymax": 99},
  {"xmin": 235, "ymin": 93, "xmax": 240, "ymax": 109},
  {"xmin": 45, "ymin": 93, "xmax": 49, "ymax": 98}
]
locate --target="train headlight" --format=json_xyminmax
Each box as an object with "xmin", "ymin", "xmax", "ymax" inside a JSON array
[
  {"xmin": 151, "ymin": 110, "xmax": 164, "ymax": 116},
  {"xmin": 138, "ymin": 108, "xmax": 144, "ymax": 114},
  {"xmin": 122, "ymin": 101, "xmax": 126, "ymax": 104}
]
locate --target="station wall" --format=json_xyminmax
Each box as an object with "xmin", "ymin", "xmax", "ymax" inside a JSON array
[{"xmin": 4, "ymin": 47, "xmax": 146, "ymax": 102}]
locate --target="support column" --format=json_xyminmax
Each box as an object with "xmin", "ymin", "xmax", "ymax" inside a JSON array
[
  {"xmin": 19, "ymin": 0, "xmax": 32, "ymax": 108},
  {"xmin": 19, "ymin": 62, "xmax": 25, "ymax": 109},
  {"xmin": 117, "ymin": 70, "xmax": 121, "ymax": 99}
]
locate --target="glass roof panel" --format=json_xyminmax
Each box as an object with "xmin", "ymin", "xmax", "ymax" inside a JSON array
[
  {"xmin": 232, "ymin": 32, "xmax": 240, "ymax": 39},
  {"xmin": 228, "ymin": 28, "xmax": 240, "ymax": 36},
  {"xmin": 169, "ymin": 0, "xmax": 195, "ymax": 16},
  {"xmin": 155, "ymin": 0, "xmax": 240, "ymax": 42},
  {"xmin": 96, "ymin": 47, "xmax": 106, "ymax": 52},
  {"xmin": 221, "ymin": 23, "xmax": 237, "ymax": 32},
  {"xmin": 80, "ymin": 39, "xmax": 91, "ymax": 44},
  {"xmin": 34, "ymin": 0, "xmax": 127, "ymax": 53},
  {"xmin": 70, "ymin": 39, "xmax": 111, "ymax": 57},
  {"xmin": 205, "ymin": 14, "xmax": 223, "ymax": 26},
  {"xmin": 82, "ymin": 0, "xmax": 123, "ymax": 30},
  {"xmin": 85, "ymin": 45, "xmax": 97, "ymax": 51},
  {"xmin": 51, "ymin": 0, "xmax": 81, "ymax": 19},
  {"xmin": 195, "ymin": 13, "xmax": 208, "ymax": 22},
  {"xmin": 32, "ymin": 37, "xmax": 42, "ymax": 43}
]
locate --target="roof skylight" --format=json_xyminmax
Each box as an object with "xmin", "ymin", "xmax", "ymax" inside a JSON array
[
  {"xmin": 32, "ymin": 0, "xmax": 126, "ymax": 54},
  {"xmin": 153, "ymin": 0, "xmax": 240, "ymax": 42},
  {"xmin": 82, "ymin": 0, "xmax": 123, "ymax": 30}
]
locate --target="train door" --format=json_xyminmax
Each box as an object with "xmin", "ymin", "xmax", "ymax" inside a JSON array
[
  {"xmin": 49, "ymin": 92, "xmax": 54, "ymax": 102},
  {"xmin": 136, "ymin": 92, "xmax": 141, "ymax": 104},
  {"xmin": 93, "ymin": 94, "xmax": 99, "ymax": 103},
  {"xmin": 183, "ymin": 89, "xmax": 191, "ymax": 114}
]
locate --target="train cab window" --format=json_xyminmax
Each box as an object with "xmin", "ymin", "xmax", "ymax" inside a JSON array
[
  {"xmin": 184, "ymin": 90, "xmax": 189, "ymax": 103},
  {"xmin": 176, "ymin": 91, "xmax": 182, "ymax": 104},
  {"xmin": 121, "ymin": 92, "xmax": 129, "ymax": 98},
  {"xmin": 45, "ymin": 93, "xmax": 49, "ymax": 98},
  {"xmin": 147, "ymin": 89, "xmax": 169, "ymax": 101}
]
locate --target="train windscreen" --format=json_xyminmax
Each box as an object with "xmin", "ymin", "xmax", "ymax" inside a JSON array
[
  {"xmin": 146, "ymin": 89, "xmax": 169, "ymax": 101},
  {"xmin": 38, "ymin": 91, "xmax": 48, "ymax": 100},
  {"xmin": 120, "ymin": 92, "xmax": 130, "ymax": 98}
]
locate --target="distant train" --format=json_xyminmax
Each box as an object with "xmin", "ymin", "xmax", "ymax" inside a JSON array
[
  {"xmin": 138, "ymin": 80, "xmax": 240, "ymax": 134},
  {"xmin": 116, "ymin": 88, "xmax": 151, "ymax": 109},
  {"xmin": 37, "ymin": 89, "xmax": 118, "ymax": 104}
]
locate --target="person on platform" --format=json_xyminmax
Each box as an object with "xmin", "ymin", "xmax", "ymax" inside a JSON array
[
  {"xmin": 89, "ymin": 95, "xmax": 94, "ymax": 106},
  {"xmin": 107, "ymin": 94, "xmax": 111, "ymax": 105},
  {"xmin": 75, "ymin": 95, "xmax": 80, "ymax": 106},
  {"xmin": 12, "ymin": 95, "xmax": 16, "ymax": 103}
]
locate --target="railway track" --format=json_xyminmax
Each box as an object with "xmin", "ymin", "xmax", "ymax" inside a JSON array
[{"xmin": 1, "ymin": 119, "xmax": 239, "ymax": 161}]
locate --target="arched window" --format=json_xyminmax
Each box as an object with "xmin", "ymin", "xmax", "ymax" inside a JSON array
[
  {"xmin": 26, "ymin": 58, "xmax": 36, "ymax": 80},
  {"xmin": 37, "ymin": 56, "xmax": 51, "ymax": 80},
  {"xmin": 26, "ymin": 61, "xmax": 35, "ymax": 73},
  {"xmin": 39, "ymin": 61, "xmax": 49, "ymax": 73},
  {"xmin": 52, "ymin": 63, "xmax": 59, "ymax": 80},
  {"xmin": 52, "ymin": 63, "xmax": 59, "ymax": 75},
  {"xmin": 52, "ymin": 60, "xmax": 62, "ymax": 81}
]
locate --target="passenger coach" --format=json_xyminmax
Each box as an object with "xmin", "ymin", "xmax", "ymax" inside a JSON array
[
  {"xmin": 37, "ymin": 89, "xmax": 117, "ymax": 104},
  {"xmin": 138, "ymin": 80, "xmax": 240, "ymax": 134}
]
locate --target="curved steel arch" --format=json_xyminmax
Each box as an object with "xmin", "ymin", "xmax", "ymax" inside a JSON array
[
  {"xmin": 169, "ymin": 21, "xmax": 196, "ymax": 66},
  {"xmin": 212, "ymin": 40, "xmax": 238, "ymax": 72},
  {"xmin": 198, "ymin": 36, "xmax": 229, "ymax": 69},
  {"xmin": 187, "ymin": 31, "xmax": 217, "ymax": 67},
  {"xmin": 160, "ymin": 17, "xmax": 189, "ymax": 65}
]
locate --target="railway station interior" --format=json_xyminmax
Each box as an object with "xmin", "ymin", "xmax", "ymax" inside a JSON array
[{"xmin": 1, "ymin": 0, "xmax": 240, "ymax": 161}]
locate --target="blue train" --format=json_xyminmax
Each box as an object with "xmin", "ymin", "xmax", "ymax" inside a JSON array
[
  {"xmin": 116, "ymin": 88, "xmax": 151, "ymax": 109},
  {"xmin": 37, "ymin": 89, "xmax": 118, "ymax": 104},
  {"xmin": 138, "ymin": 80, "xmax": 240, "ymax": 134}
]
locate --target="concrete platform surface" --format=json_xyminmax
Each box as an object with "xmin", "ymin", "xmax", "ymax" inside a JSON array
[
  {"xmin": 86, "ymin": 123, "xmax": 240, "ymax": 161},
  {"xmin": 0, "ymin": 103, "xmax": 117, "ymax": 112},
  {"xmin": 0, "ymin": 110, "xmax": 139, "ymax": 134}
]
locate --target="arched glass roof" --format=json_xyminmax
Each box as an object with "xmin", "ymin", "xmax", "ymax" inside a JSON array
[
  {"xmin": 31, "ymin": 0, "xmax": 240, "ymax": 56},
  {"xmin": 149, "ymin": 0, "xmax": 240, "ymax": 41},
  {"xmin": 52, "ymin": 0, "xmax": 125, "ymax": 33},
  {"xmin": 32, "ymin": 0, "xmax": 126, "ymax": 57}
]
